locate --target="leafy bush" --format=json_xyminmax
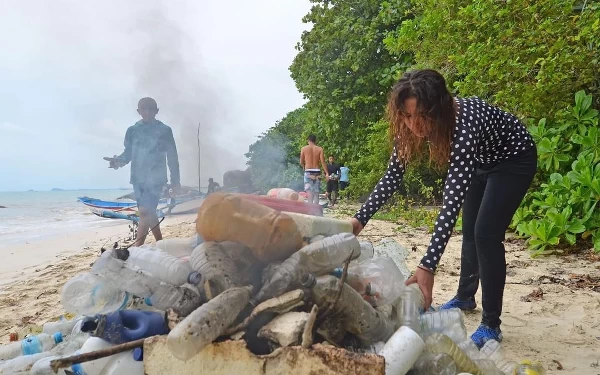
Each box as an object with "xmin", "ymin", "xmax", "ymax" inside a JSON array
[{"xmin": 512, "ymin": 91, "xmax": 600, "ymax": 254}]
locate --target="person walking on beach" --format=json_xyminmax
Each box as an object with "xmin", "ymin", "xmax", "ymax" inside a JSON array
[
  {"xmin": 105, "ymin": 97, "xmax": 181, "ymax": 246},
  {"xmin": 349, "ymin": 69, "xmax": 537, "ymax": 347},
  {"xmin": 326, "ymin": 155, "xmax": 341, "ymax": 208},
  {"xmin": 300, "ymin": 134, "xmax": 328, "ymax": 204}
]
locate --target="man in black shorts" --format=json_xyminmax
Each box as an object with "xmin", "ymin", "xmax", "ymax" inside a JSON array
[
  {"xmin": 105, "ymin": 97, "xmax": 180, "ymax": 246},
  {"xmin": 326, "ymin": 155, "xmax": 341, "ymax": 208}
]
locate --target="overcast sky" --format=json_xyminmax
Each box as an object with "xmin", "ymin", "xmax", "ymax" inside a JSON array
[{"xmin": 0, "ymin": 1, "xmax": 310, "ymax": 192}]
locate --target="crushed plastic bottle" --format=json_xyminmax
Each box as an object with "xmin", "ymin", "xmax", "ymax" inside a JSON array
[
  {"xmin": 425, "ymin": 333, "xmax": 482, "ymax": 375},
  {"xmin": 125, "ymin": 246, "xmax": 199, "ymax": 286},
  {"xmin": 345, "ymin": 256, "xmax": 406, "ymax": 306},
  {"xmin": 420, "ymin": 308, "xmax": 468, "ymax": 343},
  {"xmin": 253, "ymin": 233, "xmax": 360, "ymax": 303},
  {"xmin": 412, "ymin": 353, "xmax": 458, "ymax": 375},
  {"xmin": 302, "ymin": 274, "xmax": 396, "ymax": 345},
  {"xmin": 155, "ymin": 234, "xmax": 204, "ymax": 258},
  {"xmin": 167, "ymin": 286, "xmax": 252, "ymax": 360},
  {"xmin": 480, "ymin": 339, "xmax": 519, "ymax": 374},
  {"xmin": 0, "ymin": 332, "xmax": 63, "ymax": 361},
  {"xmin": 61, "ymin": 272, "xmax": 129, "ymax": 316},
  {"xmin": 42, "ymin": 316, "xmax": 83, "ymax": 337}
]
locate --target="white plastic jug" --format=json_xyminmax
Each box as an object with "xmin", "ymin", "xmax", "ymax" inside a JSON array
[
  {"xmin": 100, "ymin": 350, "xmax": 143, "ymax": 375},
  {"xmin": 379, "ymin": 326, "xmax": 425, "ymax": 375}
]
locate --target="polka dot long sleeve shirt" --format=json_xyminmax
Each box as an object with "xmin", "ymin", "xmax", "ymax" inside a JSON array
[{"xmin": 354, "ymin": 97, "xmax": 535, "ymax": 271}]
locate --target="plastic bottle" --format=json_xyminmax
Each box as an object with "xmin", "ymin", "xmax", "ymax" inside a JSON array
[
  {"xmin": 75, "ymin": 337, "xmax": 115, "ymax": 375},
  {"xmin": 92, "ymin": 250, "xmax": 202, "ymax": 316},
  {"xmin": 514, "ymin": 362, "xmax": 545, "ymax": 375},
  {"xmin": 425, "ymin": 333, "xmax": 482, "ymax": 375},
  {"xmin": 412, "ymin": 353, "xmax": 458, "ymax": 375},
  {"xmin": 353, "ymin": 241, "xmax": 375, "ymax": 264},
  {"xmin": 0, "ymin": 352, "xmax": 55, "ymax": 374},
  {"xmin": 480, "ymin": 340, "xmax": 519, "ymax": 374},
  {"xmin": 42, "ymin": 316, "xmax": 83, "ymax": 337},
  {"xmin": 155, "ymin": 234, "xmax": 204, "ymax": 258},
  {"xmin": 420, "ymin": 308, "xmax": 468, "ymax": 343},
  {"xmin": 379, "ymin": 326, "xmax": 425, "ymax": 375},
  {"xmin": 81, "ymin": 310, "xmax": 170, "ymax": 345},
  {"xmin": 0, "ymin": 332, "xmax": 63, "ymax": 361},
  {"xmin": 302, "ymin": 275, "xmax": 396, "ymax": 345},
  {"xmin": 253, "ymin": 233, "xmax": 361, "ymax": 303},
  {"xmin": 458, "ymin": 339, "xmax": 482, "ymax": 361},
  {"xmin": 167, "ymin": 286, "xmax": 253, "ymax": 361},
  {"xmin": 61, "ymin": 273, "xmax": 129, "ymax": 316},
  {"xmin": 474, "ymin": 359, "xmax": 504, "ymax": 375},
  {"xmin": 189, "ymin": 242, "xmax": 253, "ymax": 299},
  {"xmin": 30, "ymin": 355, "xmax": 82, "ymax": 375},
  {"xmin": 195, "ymin": 192, "xmax": 303, "ymax": 263},
  {"xmin": 395, "ymin": 285, "xmax": 421, "ymax": 333},
  {"xmin": 345, "ymin": 256, "xmax": 406, "ymax": 306},
  {"xmin": 331, "ymin": 269, "xmax": 377, "ymax": 300},
  {"xmin": 283, "ymin": 211, "xmax": 353, "ymax": 238},
  {"xmin": 125, "ymin": 246, "xmax": 198, "ymax": 286}
]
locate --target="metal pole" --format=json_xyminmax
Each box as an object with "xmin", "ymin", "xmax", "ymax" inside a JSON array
[{"xmin": 197, "ymin": 122, "xmax": 201, "ymax": 193}]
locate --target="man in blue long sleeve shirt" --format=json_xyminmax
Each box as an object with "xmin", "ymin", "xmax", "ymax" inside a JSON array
[{"xmin": 104, "ymin": 97, "xmax": 181, "ymax": 246}]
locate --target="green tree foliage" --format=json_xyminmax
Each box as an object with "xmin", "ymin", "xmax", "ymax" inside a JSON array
[
  {"xmin": 290, "ymin": 0, "xmax": 413, "ymax": 179},
  {"xmin": 512, "ymin": 91, "xmax": 600, "ymax": 254},
  {"xmin": 385, "ymin": 0, "xmax": 600, "ymax": 118},
  {"xmin": 245, "ymin": 108, "xmax": 310, "ymax": 193}
]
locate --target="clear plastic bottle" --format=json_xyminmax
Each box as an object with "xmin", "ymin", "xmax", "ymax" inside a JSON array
[
  {"xmin": 395, "ymin": 285, "xmax": 421, "ymax": 333},
  {"xmin": 30, "ymin": 355, "xmax": 80, "ymax": 375},
  {"xmin": 42, "ymin": 316, "xmax": 83, "ymax": 337},
  {"xmin": 514, "ymin": 362, "xmax": 545, "ymax": 375},
  {"xmin": 0, "ymin": 352, "xmax": 55, "ymax": 374},
  {"xmin": 61, "ymin": 272, "xmax": 129, "ymax": 316},
  {"xmin": 425, "ymin": 333, "xmax": 482, "ymax": 375},
  {"xmin": 167, "ymin": 286, "xmax": 253, "ymax": 361},
  {"xmin": 125, "ymin": 246, "xmax": 196, "ymax": 286},
  {"xmin": 0, "ymin": 332, "xmax": 63, "ymax": 361},
  {"xmin": 92, "ymin": 249, "xmax": 202, "ymax": 316},
  {"xmin": 346, "ymin": 256, "xmax": 405, "ymax": 306},
  {"xmin": 458, "ymin": 338, "xmax": 482, "ymax": 360},
  {"xmin": 353, "ymin": 241, "xmax": 375, "ymax": 263},
  {"xmin": 480, "ymin": 340, "xmax": 519, "ymax": 374},
  {"xmin": 420, "ymin": 308, "xmax": 468, "ymax": 343},
  {"xmin": 412, "ymin": 353, "xmax": 458, "ymax": 375},
  {"xmin": 331, "ymin": 269, "xmax": 377, "ymax": 299},
  {"xmin": 253, "ymin": 233, "xmax": 360, "ymax": 303},
  {"xmin": 474, "ymin": 359, "xmax": 504, "ymax": 375},
  {"xmin": 302, "ymin": 274, "xmax": 396, "ymax": 345},
  {"xmin": 155, "ymin": 234, "xmax": 204, "ymax": 258},
  {"xmin": 373, "ymin": 238, "xmax": 412, "ymax": 280}
]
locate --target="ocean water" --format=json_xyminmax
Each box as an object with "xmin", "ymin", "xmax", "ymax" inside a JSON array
[{"xmin": 0, "ymin": 189, "xmax": 134, "ymax": 247}]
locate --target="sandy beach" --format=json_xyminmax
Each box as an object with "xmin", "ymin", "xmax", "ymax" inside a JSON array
[{"xmin": 0, "ymin": 208, "xmax": 598, "ymax": 374}]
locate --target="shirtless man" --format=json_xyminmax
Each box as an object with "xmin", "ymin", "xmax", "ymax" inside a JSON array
[{"xmin": 300, "ymin": 134, "xmax": 329, "ymax": 204}]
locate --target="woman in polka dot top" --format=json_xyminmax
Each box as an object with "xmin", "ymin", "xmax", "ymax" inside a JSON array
[{"xmin": 349, "ymin": 69, "xmax": 537, "ymax": 347}]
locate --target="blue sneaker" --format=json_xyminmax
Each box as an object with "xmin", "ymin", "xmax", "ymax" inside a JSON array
[
  {"xmin": 438, "ymin": 296, "xmax": 477, "ymax": 311},
  {"xmin": 470, "ymin": 324, "xmax": 503, "ymax": 348}
]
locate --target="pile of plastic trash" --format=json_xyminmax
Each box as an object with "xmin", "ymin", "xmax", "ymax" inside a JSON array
[{"xmin": 0, "ymin": 192, "xmax": 544, "ymax": 375}]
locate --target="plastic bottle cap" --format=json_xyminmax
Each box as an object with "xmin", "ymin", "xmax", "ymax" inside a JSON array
[
  {"xmin": 300, "ymin": 273, "xmax": 316, "ymax": 288},
  {"xmin": 53, "ymin": 332, "xmax": 64, "ymax": 344},
  {"xmin": 9, "ymin": 332, "xmax": 18, "ymax": 342},
  {"xmin": 71, "ymin": 363, "xmax": 85, "ymax": 375},
  {"xmin": 188, "ymin": 271, "xmax": 202, "ymax": 285},
  {"xmin": 331, "ymin": 268, "xmax": 343, "ymax": 278},
  {"xmin": 144, "ymin": 297, "xmax": 153, "ymax": 306},
  {"xmin": 133, "ymin": 347, "xmax": 144, "ymax": 361}
]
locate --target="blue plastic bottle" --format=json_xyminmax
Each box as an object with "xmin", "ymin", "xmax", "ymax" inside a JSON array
[{"xmin": 82, "ymin": 310, "xmax": 169, "ymax": 344}]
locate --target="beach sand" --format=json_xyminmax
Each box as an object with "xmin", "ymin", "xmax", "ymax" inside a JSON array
[{"xmin": 0, "ymin": 209, "xmax": 598, "ymax": 374}]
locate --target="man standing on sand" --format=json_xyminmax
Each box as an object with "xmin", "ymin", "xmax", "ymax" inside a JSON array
[
  {"xmin": 104, "ymin": 97, "xmax": 180, "ymax": 246},
  {"xmin": 326, "ymin": 155, "xmax": 341, "ymax": 208},
  {"xmin": 300, "ymin": 134, "xmax": 328, "ymax": 204}
]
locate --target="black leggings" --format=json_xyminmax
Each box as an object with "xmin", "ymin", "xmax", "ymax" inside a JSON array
[{"xmin": 457, "ymin": 146, "xmax": 537, "ymax": 328}]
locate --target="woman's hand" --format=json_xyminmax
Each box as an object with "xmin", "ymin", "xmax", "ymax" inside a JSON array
[
  {"xmin": 405, "ymin": 266, "xmax": 435, "ymax": 310},
  {"xmin": 350, "ymin": 217, "xmax": 364, "ymax": 236}
]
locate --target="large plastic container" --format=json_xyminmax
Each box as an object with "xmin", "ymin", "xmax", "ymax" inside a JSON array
[
  {"xmin": 239, "ymin": 193, "xmax": 323, "ymax": 216},
  {"xmin": 196, "ymin": 192, "xmax": 303, "ymax": 263},
  {"xmin": 253, "ymin": 233, "xmax": 361, "ymax": 303},
  {"xmin": 82, "ymin": 310, "xmax": 170, "ymax": 345},
  {"xmin": 155, "ymin": 235, "xmax": 204, "ymax": 258},
  {"xmin": 61, "ymin": 273, "xmax": 129, "ymax": 316},
  {"xmin": 167, "ymin": 286, "xmax": 252, "ymax": 361},
  {"xmin": 283, "ymin": 211, "xmax": 352, "ymax": 238},
  {"xmin": 126, "ymin": 247, "xmax": 198, "ymax": 286},
  {"xmin": 101, "ymin": 350, "xmax": 144, "ymax": 374},
  {"xmin": 0, "ymin": 332, "xmax": 63, "ymax": 361},
  {"xmin": 76, "ymin": 337, "xmax": 115, "ymax": 375},
  {"xmin": 379, "ymin": 326, "xmax": 425, "ymax": 375}
]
